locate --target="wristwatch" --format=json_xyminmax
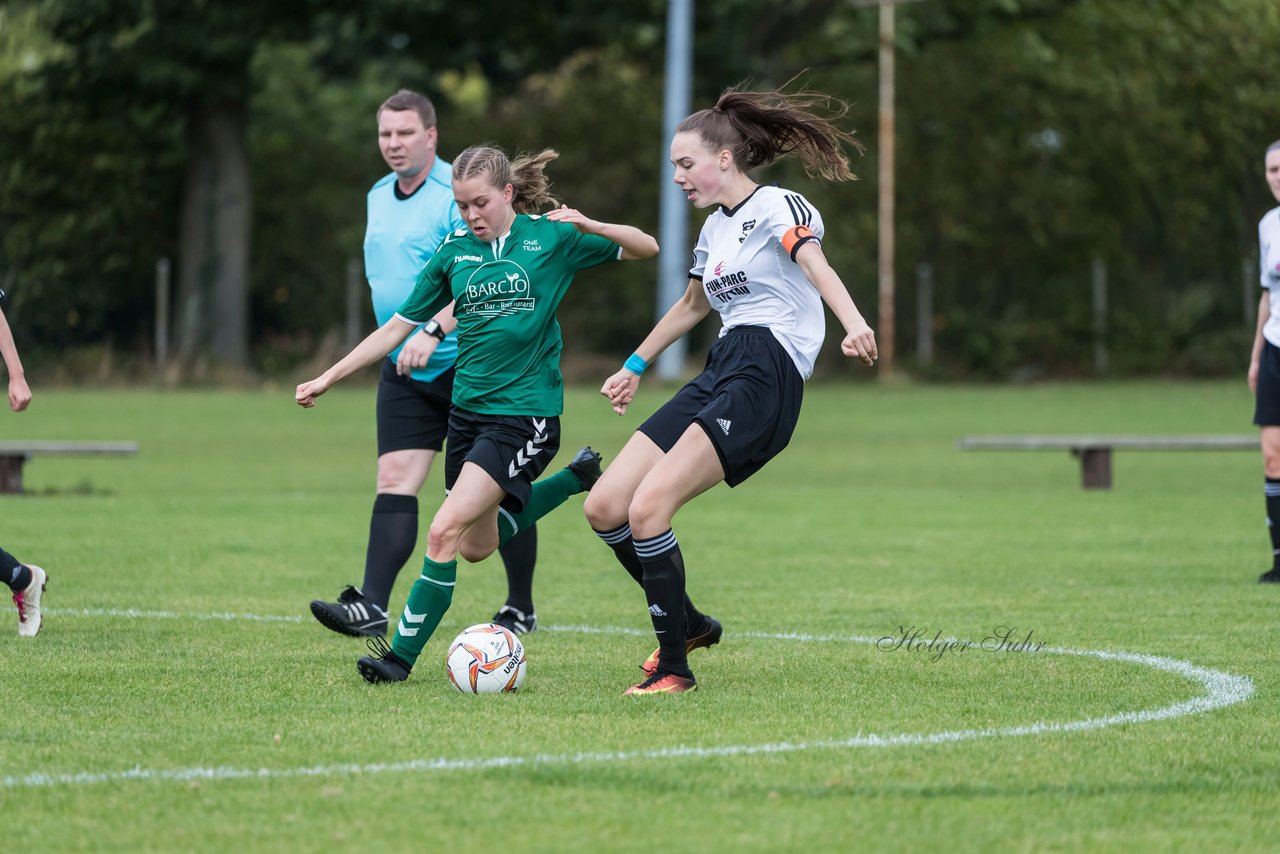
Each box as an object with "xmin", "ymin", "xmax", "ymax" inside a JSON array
[{"xmin": 422, "ymin": 319, "xmax": 446, "ymax": 341}]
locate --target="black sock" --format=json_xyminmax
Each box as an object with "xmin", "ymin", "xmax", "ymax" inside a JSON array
[
  {"xmin": 595, "ymin": 523, "xmax": 709, "ymax": 635},
  {"xmin": 1266, "ymin": 478, "xmax": 1280, "ymax": 570},
  {"xmin": 498, "ymin": 525, "xmax": 537, "ymax": 614},
  {"xmin": 360, "ymin": 493, "xmax": 419, "ymax": 611},
  {"xmin": 633, "ymin": 529, "xmax": 692, "ymax": 677},
  {"xmin": 1, "ymin": 547, "xmax": 29, "ymax": 592}
]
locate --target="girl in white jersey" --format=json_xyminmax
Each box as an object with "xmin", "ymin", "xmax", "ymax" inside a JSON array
[
  {"xmin": 1247, "ymin": 139, "xmax": 1280, "ymax": 584},
  {"xmin": 583, "ymin": 83, "xmax": 877, "ymax": 695}
]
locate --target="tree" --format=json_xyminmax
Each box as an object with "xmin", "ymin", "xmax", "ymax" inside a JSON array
[
  {"xmin": 38, "ymin": 0, "xmax": 362, "ymax": 367},
  {"xmin": 4, "ymin": 0, "xmax": 1277, "ymax": 379}
]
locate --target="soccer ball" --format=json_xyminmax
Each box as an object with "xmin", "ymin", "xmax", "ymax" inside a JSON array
[{"xmin": 445, "ymin": 623, "xmax": 527, "ymax": 694}]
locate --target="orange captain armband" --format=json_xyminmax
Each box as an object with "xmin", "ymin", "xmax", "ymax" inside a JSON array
[{"xmin": 782, "ymin": 224, "xmax": 818, "ymax": 260}]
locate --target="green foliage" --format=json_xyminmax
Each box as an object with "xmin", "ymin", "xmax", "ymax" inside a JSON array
[
  {"xmin": 1, "ymin": 0, "xmax": 1278, "ymax": 377},
  {"xmin": 0, "ymin": 0, "xmax": 183, "ymax": 352},
  {"xmin": 876, "ymin": 0, "xmax": 1278, "ymax": 375},
  {"xmin": 246, "ymin": 44, "xmax": 385, "ymax": 351}
]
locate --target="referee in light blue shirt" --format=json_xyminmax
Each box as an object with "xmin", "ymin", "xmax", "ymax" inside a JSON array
[{"xmin": 309, "ymin": 90, "xmax": 541, "ymax": 636}]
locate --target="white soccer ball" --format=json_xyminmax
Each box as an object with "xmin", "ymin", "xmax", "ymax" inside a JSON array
[{"xmin": 445, "ymin": 623, "xmax": 527, "ymax": 694}]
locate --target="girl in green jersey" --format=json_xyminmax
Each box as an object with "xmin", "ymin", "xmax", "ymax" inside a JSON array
[{"xmin": 296, "ymin": 145, "xmax": 658, "ymax": 683}]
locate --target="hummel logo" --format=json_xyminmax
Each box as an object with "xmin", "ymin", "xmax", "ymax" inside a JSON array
[
  {"xmin": 508, "ymin": 419, "xmax": 551, "ymax": 478},
  {"xmin": 398, "ymin": 606, "xmax": 428, "ymax": 637},
  {"xmin": 717, "ymin": 418, "xmax": 731, "ymax": 436},
  {"xmin": 648, "ymin": 604, "xmax": 668, "ymax": 617}
]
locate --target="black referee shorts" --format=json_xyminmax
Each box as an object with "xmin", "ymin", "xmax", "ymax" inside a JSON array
[
  {"xmin": 443, "ymin": 407, "xmax": 561, "ymax": 512},
  {"xmin": 1255, "ymin": 339, "xmax": 1280, "ymax": 426},
  {"xmin": 639, "ymin": 325, "xmax": 805, "ymax": 487},
  {"xmin": 375, "ymin": 359, "xmax": 454, "ymax": 455}
]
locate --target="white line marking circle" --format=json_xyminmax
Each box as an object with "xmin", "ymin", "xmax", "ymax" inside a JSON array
[{"xmin": 5, "ymin": 610, "xmax": 1254, "ymax": 789}]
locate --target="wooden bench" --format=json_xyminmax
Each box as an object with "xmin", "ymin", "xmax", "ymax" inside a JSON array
[
  {"xmin": 956, "ymin": 434, "xmax": 1257, "ymax": 489},
  {"xmin": 0, "ymin": 441, "xmax": 139, "ymax": 494}
]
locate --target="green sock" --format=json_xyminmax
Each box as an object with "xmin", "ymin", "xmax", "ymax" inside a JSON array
[
  {"xmin": 497, "ymin": 468, "xmax": 581, "ymax": 546},
  {"xmin": 389, "ymin": 556, "xmax": 457, "ymax": 666}
]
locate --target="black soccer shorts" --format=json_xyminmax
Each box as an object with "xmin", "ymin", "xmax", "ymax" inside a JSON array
[
  {"xmin": 639, "ymin": 325, "xmax": 805, "ymax": 487},
  {"xmin": 443, "ymin": 407, "xmax": 562, "ymax": 512}
]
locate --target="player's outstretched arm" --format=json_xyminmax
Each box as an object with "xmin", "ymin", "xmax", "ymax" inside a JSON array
[
  {"xmin": 602, "ymin": 278, "xmax": 710, "ymax": 415},
  {"xmin": 795, "ymin": 242, "xmax": 877, "ymax": 367},
  {"xmin": 296, "ymin": 317, "xmax": 418, "ymax": 408},
  {"xmin": 544, "ymin": 205, "xmax": 659, "ymax": 260},
  {"xmin": 0, "ymin": 306, "xmax": 30, "ymax": 412}
]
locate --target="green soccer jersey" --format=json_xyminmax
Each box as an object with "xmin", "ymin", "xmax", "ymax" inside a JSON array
[{"xmin": 395, "ymin": 214, "xmax": 622, "ymax": 415}]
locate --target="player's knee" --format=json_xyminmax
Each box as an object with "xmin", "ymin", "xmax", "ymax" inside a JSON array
[
  {"xmin": 1263, "ymin": 438, "xmax": 1280, "ymax": 478},
  {"xmin": 627, "ymin": 486, "xmax": 673, "ymax": 537},
  {"xmin": 376, "ymin": 458, "xmax": 414, "ymax": 493},
  {"xmin": 1265, "ymin": 455, "xmax": 1280, "ymax": 480},
  {"xmin": 583, "ymin": 488, "xmax": 627, "ymax": 531},
  {"xmin": 427, "ymin": 515, "xmax": 465, "ymax": 558},
  {"xmin": 458, "ymin": 539, "xmax": 493, "ymax": 563}
]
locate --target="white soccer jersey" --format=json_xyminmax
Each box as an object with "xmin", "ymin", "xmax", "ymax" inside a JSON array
[
  {"xmin": 690, "ymin": 185, "xmax": 828, "ymax": 379},
  {"xmin": 1261, "ymin": 207, "xmax": 1280, "ymax": 347}
]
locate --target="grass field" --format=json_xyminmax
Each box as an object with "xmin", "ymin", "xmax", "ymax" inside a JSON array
[{"xmin": 2, "ymin": 379, "xmax": 1277, "ymax": 852}]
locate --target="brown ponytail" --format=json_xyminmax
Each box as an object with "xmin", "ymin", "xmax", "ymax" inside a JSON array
[{"xmin": 676, "ymin": 82, "xmax": 864, "ymax": 182}]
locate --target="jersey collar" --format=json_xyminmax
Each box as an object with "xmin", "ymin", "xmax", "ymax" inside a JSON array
[
  {"xmin": 719, "ymin": 183, "xmax": 769, "ymax": 217},
  {"xmin": 488, "ymin": 214, "xmax": 521, "ymax": 257}
]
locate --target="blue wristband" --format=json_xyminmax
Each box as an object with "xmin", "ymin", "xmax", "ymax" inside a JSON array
[{"xmin": 624, "ymin": 353, "xmax": 649, "ymax": 376}]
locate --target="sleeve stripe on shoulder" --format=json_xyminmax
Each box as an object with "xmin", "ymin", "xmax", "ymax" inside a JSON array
[{"xmin": 784, "ymin": 193, "xmax": 813, "ymax": 226}]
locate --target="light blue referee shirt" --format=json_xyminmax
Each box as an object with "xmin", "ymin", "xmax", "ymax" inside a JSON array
[{"xmin": 364, "ymin": 156, "xmax": 464, "ymax": 382}]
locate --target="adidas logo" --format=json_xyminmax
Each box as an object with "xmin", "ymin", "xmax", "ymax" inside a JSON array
[
  {"xmin": 648, "ymin": 603, "xmax": 668, "ymax": 617},
  {"xmin": 345, "ymin": 601, "xmax": 374, "ymax": 622},
  {"xmin": 716, "ymin": 418, "xmax": 732, "ymax": 436}
]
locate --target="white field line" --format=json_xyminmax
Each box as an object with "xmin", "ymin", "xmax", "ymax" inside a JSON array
[
  {"xmin": 46, "ymin": 607, "xmax": 305, "ymax": 623},
  {"xmin": 10, "ymin": 611, "xmax": 1255, "ymax": 790}
]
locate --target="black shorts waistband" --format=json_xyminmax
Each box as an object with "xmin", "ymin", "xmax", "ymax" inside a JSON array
[{"xmin": 722, "ymin": 325, "xmax": 772, "ymax": 336}]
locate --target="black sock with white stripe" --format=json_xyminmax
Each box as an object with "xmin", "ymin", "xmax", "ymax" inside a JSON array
[
  {"xmin": 633, "ymin": 529, "xmax": 692, "ymax": 677},
  {"xmin": 1, "ymin": 546, "xmax": 30, "ymax": 592},
  {"xmin": 361, "ymin": 493, "xmax": 418, "ymax": 611},
  {"xmin": 1265, "ymin": 478, "xmax": 1280, "ymax": 570},
  {"xmin": 594, "ymin": 523, "xmax": 709, "ymax": 635}
]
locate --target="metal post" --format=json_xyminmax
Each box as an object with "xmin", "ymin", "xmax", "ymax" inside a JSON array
[
  {"xmin": 155, "ymin": 257, "xmax": 170, "ymax": 373},
  {"xmin": 876, "ymin": 0, "xmax": 896, "ymax": 378},
  {"xmin": 1092, "ymin": 256, "xmax": 1108, "ymax": 373},
  {"xmin": 345, "ymin": 258, "xmax": 362, "ymax": 350},
  {"xmin": 916, "ymin": 261, "xmax": 933, "ymax": 364},
  {"xmin": 654, "ymin": 0, "xmax": 693, "ymax": 381}
]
